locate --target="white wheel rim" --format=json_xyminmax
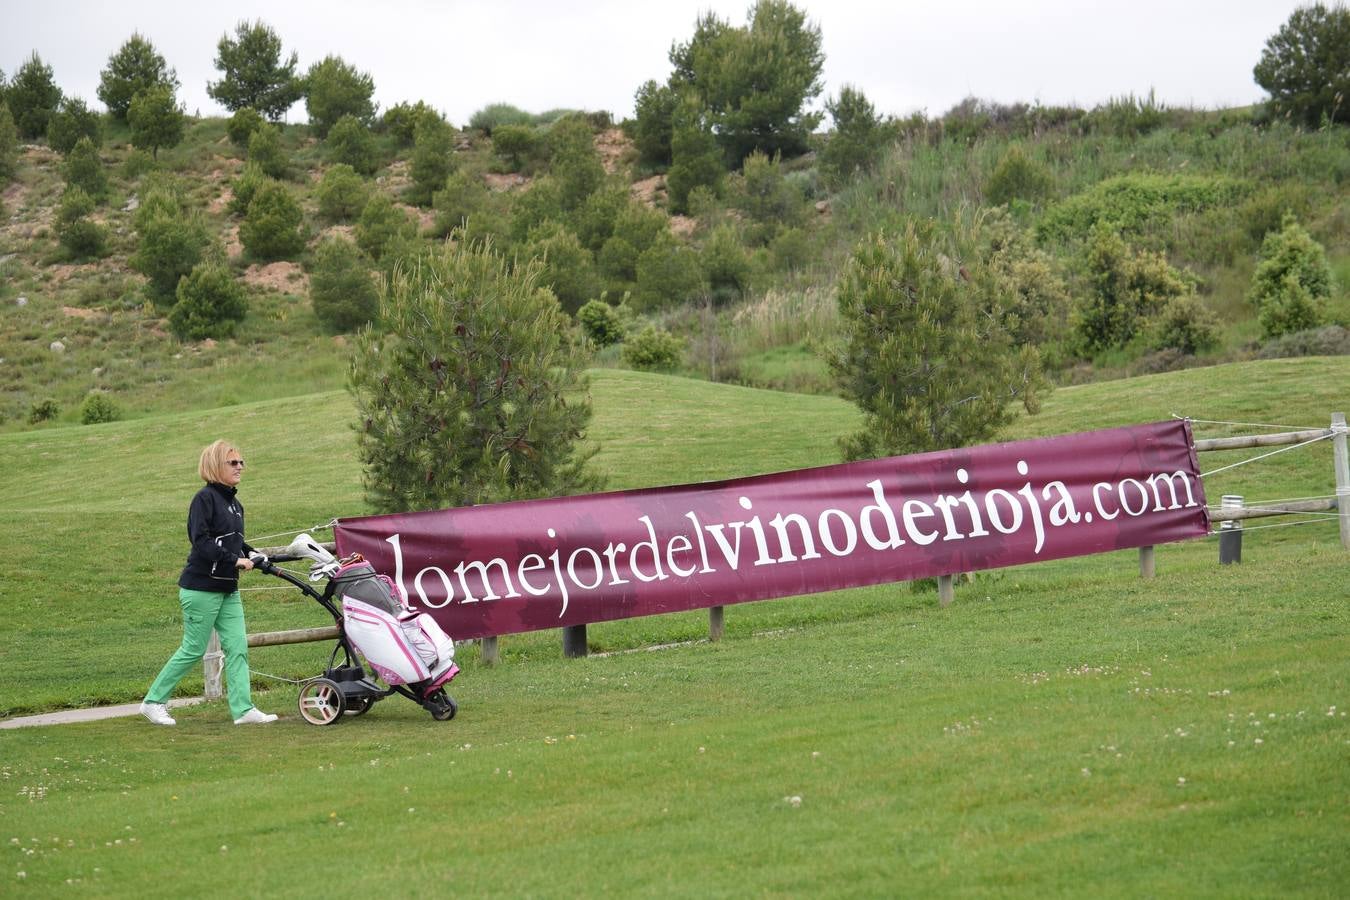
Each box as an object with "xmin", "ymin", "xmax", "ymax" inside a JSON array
[{"xmin": 299, "ymin": 683, "xmax": 341, "ymax": 724}]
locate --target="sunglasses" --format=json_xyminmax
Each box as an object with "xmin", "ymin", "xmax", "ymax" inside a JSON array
[{"xmin": 226, "ymin": 459, "xmax": 246, "ymax": 469}]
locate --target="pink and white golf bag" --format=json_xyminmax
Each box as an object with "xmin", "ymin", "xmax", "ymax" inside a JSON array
[{"xmin": 329, "ymin": 559, "xmax": 458, "ymax": 693}]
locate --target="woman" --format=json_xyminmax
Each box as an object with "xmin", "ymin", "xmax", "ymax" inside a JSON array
[{"xmin": 140, "ymin": 440, "xmax": 278, "ymax": 726}]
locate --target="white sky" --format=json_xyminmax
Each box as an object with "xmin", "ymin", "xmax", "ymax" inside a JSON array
[{"xmin": 2, "ymin": 1, "xmax": 1307, "ymax": 126}]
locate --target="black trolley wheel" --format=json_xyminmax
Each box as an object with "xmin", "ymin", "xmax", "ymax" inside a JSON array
[
  {"xmin": 427, "ymin": 688, "xmax": 458, "ymax": 721},
  {"xmin": 297, "ymin": 677, "xmax": 346, "ymax": 726},
  {"xmin": 343, "ymin": 696, "xmax": 374, "ymax": 716}
]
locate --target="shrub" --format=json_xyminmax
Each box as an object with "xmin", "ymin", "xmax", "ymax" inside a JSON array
[
  {"xmin": 1086, "ymin": 91, "xmax": 1166, "ymax": 138},
  {"xmin": 407, "ymin": 116, "xmax": 456, "ymax": 207},
  {"xmin": 98, "ymin": 33, "xmax": 178, "ymax": 122},
  {"xmin": 127, "ymin": 83, "xmax": 186, "ymax": 159},
  {"xmin": 46, "ymin": 98, "xmax": 104, "ymax": 154},
  {"xmin": 431, "ymin": 170, "xmax": 490, "ymax": 236},
  {"xmin": 1254, "ymin": 3, "xmax": 1350, "ymax": 127},
  {"xmin": 819, "ymin": 85, "xmax": 890, "ymax": 185},
  {"xmin": 635, "ymin": 236, "xmax": 706, "ymax": 309},
  {"xmin": 381, "ymin": 100, "xmax": 443, "ymax": 145},
  {"xmin": 315, "ymin": 163, "xmax": 370, "ymax": 222},
  {"xmin": 700, "ymin": 223, "xmax": 754, "ymax": 304},
  {"xmin": 1144, "ymin": 294, "xmax": 1220, "ymax": 355},
  {"xmin": 1255, "ymin": 324, "xmax": 1350, "ymax": 359},
  {"xmin": 1075, "ymin": 225, "xmax": 1196, "ymax": 353},
  {"xmin": 1249, "ymin": 214, "xmax": 1333, "ymax": 337},
  {"xmin": 63, "ymin": 136, "xmax": 108, "ymax": 200},
  {"xmin": 768, "ymin": 226, "xmax": 812, "ymax": 272},
  {"xmin": 226, "ymin": 106, "xmax": 266, "ymax": 150},
  {"xmin": 628, "ymin": 80, "xmax": 676, "ymax": 168},
  {"xmin": 508, "ymin": 177, "xmax": 564, "ymax": 243},
  {"xmin": 56, "ymin": 187, "xmax": 108, "ymax": 258},
  {"xmin": 985, "ymin": 145, "xmax": 1053, "ymax": 207},
  {"xmin": 355, "ymin": 193, "xmax": 416, "ymax": 260},
  {"xmin": 598, "ymin": 235, "xmax": 640, "ymax": 285},
  {"xmin": 829, "ymin": 219, "xmax": 1046, "ymax": 459},
  {"xmin": 246, "ymin": 124, "xmax": 288, "ymax": 178},
  {"xmin": 326, "ymin": 114, "xmax": 379, "ymax": 174},
  {"xmin": 227, "ymin": 163, "xmax": 267, "ymax": 217},
  {"xmin": 169, "ymin": 262, "xmax": 248, "ymax": 340},
  {"xmin": 1037, "ymin": 174, "xmax": 1249, "ymax": 246},
  {"xmin": 733, "ymin": 150, "xmax": 805, "ymax": 230},
  {"xmin": 468, "ymin": 102, "xmax": 533, "ymax": 135},
  {"xmin": 120, "ymin": 149, "xmax": 154, "ymax": 180},
  {"xmin": 27, "ymin": 398, "xmax": 60, "ymax": 425},
  {"xmin": 8, "ymin": 51, "xmax": 62, "ymax": 139},
  {"xmin": 577, "ymin": 299, "xmax": 624, "ymax": 347},
  {"xmin": 665, "ymin": 103, "xmax": 723, "ymax": 215},
  {"xmin": 526, "ymin": 223, "xmax": 602, "ymax": 314},
  {"xmin": 491, "ymin": 124, "xmax": 540, "ymax": 172},
  {"xmin": 621, "ymin": 325, "xmax": 683, "ymax": 371},
  {"xmin": 304, "ymin": 55, "xmax": 376, "ymax": 138},
  {"xmin": 80, "ymin": 393, "xmax": 121, "ymax": 425},
  {"xmin": 240, "ymin": 181, "xmax": 305, "ymax": 261},
  {"xmin": 310, "ymin": 236, "xmax": 378, "ymax": 332},
  {"xmin": 0, "ymin": 103, "xmax": 17, "ymax": 183},
  {"xmin": 349, "ymin": 237, "xmax": 601, "ymax": 512},
  {"xmin": 131, "ymin": 208, "xmax": 211, "ymax": 309},
  {"xmin": 548, "ymin": 114, "xmax": 604, "ymax": 211}
]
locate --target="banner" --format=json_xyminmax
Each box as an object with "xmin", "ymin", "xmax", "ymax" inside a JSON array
[{"xmin": 336, "ymin": 420, "xmax": 1208, "ymax": 639}]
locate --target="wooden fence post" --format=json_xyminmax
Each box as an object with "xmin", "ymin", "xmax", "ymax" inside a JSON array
[
  {"xmin": 937, "ymin": 574, "xmax": 954, "ymax": 607},
  {"xmin": 708, "ymin": 606, "xmax": 724, "ymax": 641},
  {"xmin": 1332, "ymin": 412, "xmax": 1349, "ymax": 551},
  {"xmin": 203, "ymin": 630, "xmax": 223, "ymax": 700},
  {"xmin": 1139, "ymin": 546, "xmax": 1155, "ymax": 579},
  {"xmin": 480, "ymin": 636, "xmax": 499, "ymax": 666}
]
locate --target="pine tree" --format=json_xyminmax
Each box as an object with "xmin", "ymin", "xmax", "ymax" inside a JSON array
[{"xmin": 98, "ymin": 33, "xmax": 179, "ymax": 121}]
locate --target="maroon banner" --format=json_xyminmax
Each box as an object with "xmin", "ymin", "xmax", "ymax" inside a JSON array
[{"xmin": 335, "ymin": 420, "xmax": 1208, "ymax": 639}]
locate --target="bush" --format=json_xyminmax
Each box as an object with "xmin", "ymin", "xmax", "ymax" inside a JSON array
[
  {"xmin": 1144, "ymin": 294, "xmax": 1220, "ymax": 355},
  {"xmin": 226, "ymin": 107, "xmax": 266, "ymax": 151},
  {"xmin": 628, "ymin": 80, "xmax": 676, "ymax": 168},
  {"xmin": 768, "ymin": 226, "xmax": 812, "ymax": 272},
  {"xmin": 431, "ymin": 170, "xmax": 490, "ymax": 236},
  {"xmin": 381, "ymin": 100, "xmax": 443, "ymax": 145},
  {"xmin": 526, "ymin": 223, "xmax": 602, "ymax": 314},
  {"xmin": 635, "ymin": 236, "xmax": 706, "ymax": 310},
  {"xmin": 56, "ymin": 187, "xmax": 107, "ymax": 258},
  {"xmin": 63, "ymin": 136, "xmax": 108, "ymax": 200},
  {"xmin": 1254, "ymin": 3, "xmax": 1350, "ymax": 127},
  {"xmin": 326, "ymin": 114, "xmax": 379, "ymax": 174},
  {"xmin": 700, "ymin": 223, "xmax": 754, "ymax": 304},
  {"xmin": 304, "ymin": 55, "xmax": 376, "ymax": 138},
  {"xmin": 207, "ymin": 19, "xmax": 303, "ymax": 120},
  {"xmin": 491, "ymin": 124, "xmax": 540, "ymax": 173},
  {"xmin": 0, "ymin": 103, "xmax": 17, "ymax": 183},
  {"xmin": 548, "ymin": 115, "xmax": 604, "ymax": 211},
  {"xmin": 310, "ymin": 236, "xmax": 378, "ymax": 332},
  {"xmin": 120, "ymin": 149, "xmax": 154, "ymax": 180},
  {"xmin": 46, "ymin": 98, "xmax": 104, "ymax": 154},
  {"xmin": 819, "ymin": 85, "xmax": 890, "ymax": 185},
  {"xmin": 1086, "ymin": 91, "xmax": 1166, "ymax": 138},
  {"xmin": 227, "ymin": 163, "xmax": 267, "ymax": 217},
  {"xmin": 130, "ymin": 189, "xmax": 211, "ymax": 308},
  {"xmin": 315, "ymin": 163, "xmax": 370, "ymax": 222},
  {"xmin": 468, "ymin": 102, "xmax": 533, "ymax": 135},
  {"xmin": 577, "ymin": 299, "xmax": 624, "ymax": 347},
  {"xmin": 665, "ymin": 103, "xmax": 723, "ymax": 215},
  {"xmin": 985, "ymin": 145, "xmax": 1053, "ymax": 207},
  {"xmin": 80, "ymin": 393, "xmax": 121, "ymax": 425},
  {"xmin": 355, "ymin": 194, "xmax": 416, "ymax": 260},
  {"xmin": 127, "ymin": 83, "xmax": 185, "ymax": 159},
  {"xmin": 621, "ymin": 325, "xmax": 683, "ymax": 371},
  {"xmin": 1037, "ymin": 174, "xmax": 1249, "ymax": 246},
  {"xmin": 407, "ymin": 116, "xmax": 456, "ymax": 207},
  {"xmin": 1255, "ymin": 324, "xmax": 1350, "ymax": 359},
  {"xmin": 1249, "ymin": 215, "xmax": 1333, "ymax": 338},
  {"xmin": 8, "ymin": 51, "xmax": 62, "ymax": 139},
  {"xmin": 240, "ymin": 181, "xmax": 305, "ymax": 261},
  {"xmin": 27, "ymin": 398, "xmax": 60, "ymax": 425},
  {"xmin": 349, "ymin": 237, "xmax": 601, "ymax": 512},
  {"xmin": 1075, "ymin": 225, "xmax": 1196, "ymax": 354},
  {"xmin": 246, "ymin": 124, "xmax": 288, "ymax": 178},
  {"xmin": 169, "ymin": 262, "xmax": 248, "ymax": 340}
]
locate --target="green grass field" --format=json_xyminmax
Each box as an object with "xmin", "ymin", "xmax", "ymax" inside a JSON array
[{"xmin": 1, "ymin": 360, "xmax": 1347, "ymax": 895}]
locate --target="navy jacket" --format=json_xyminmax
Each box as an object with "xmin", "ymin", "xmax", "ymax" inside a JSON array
[{"xmin": 178, "ymin": 482, "xmax": 255, "ymax": 592}]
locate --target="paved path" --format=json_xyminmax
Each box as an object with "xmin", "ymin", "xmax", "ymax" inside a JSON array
[{"xmin": 0, "ymin": 697, "xmax": 206, "ymax": 730}]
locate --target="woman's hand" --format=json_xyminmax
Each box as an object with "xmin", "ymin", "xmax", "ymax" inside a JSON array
[{"xmin": 236, "ymin": 556, "xmax": 255, "ymax": 571}]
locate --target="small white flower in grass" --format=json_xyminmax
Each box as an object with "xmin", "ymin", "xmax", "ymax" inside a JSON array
[
  {"xmin": 1254, "ymin": 738, "xmax": 1264, "ymax": 745},
  {"xmin": 698, "ymin": 747, "xmax": 705, "ymax": 754},
  {"xmin": 407, "ymin": 808, "xmax": 415, "ymax": 814},
  {"xmin": 1081, "ymin": 768, "xmax": 1091, "ymax": 777},
  {"xmin": 784, "ymin": 795, "xmax": 802, "ymax": 808},
  {"xmin": 220, "ymin": 845, "xmax": 228, "ymax": 852},
  {"xmin": 17, "ymin": 872, "xmax": 25, "ymax": 879},
  {"xmin": 1176, "ymin": 777, "xmax": 1186, "ymax": 786},
  {"xmin": 1228, "ymin": 741, "xmax": 1236, "ymax": 748}
]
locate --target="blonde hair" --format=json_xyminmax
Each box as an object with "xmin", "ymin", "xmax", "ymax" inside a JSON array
[{"xmin": 198, "ymin": 440, "xmax": 241, "ymax": 484}]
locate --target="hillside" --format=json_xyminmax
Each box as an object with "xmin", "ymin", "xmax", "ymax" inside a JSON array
[{"xmin": 1, "ymin": 105, "xmax": 1347, "ymax": 433}]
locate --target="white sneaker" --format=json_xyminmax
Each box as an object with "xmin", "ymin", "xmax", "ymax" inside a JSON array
[
  {"xmin": 233, "ymin": 708, "xmax": 278, "ymax": 725},
  {"xmin": 139, "ymin": 701, "xmax": 176, "ymax": 726}
]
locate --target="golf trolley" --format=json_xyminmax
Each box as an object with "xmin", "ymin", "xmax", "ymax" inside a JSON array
[{"xmin": 252, "ymin": 534, "xmax": 459, "ymax": 726}]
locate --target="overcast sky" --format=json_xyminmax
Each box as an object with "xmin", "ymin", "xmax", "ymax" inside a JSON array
[{"xmin": 3, "ymin": 1, "xmax": 1307, "ymax": 126}]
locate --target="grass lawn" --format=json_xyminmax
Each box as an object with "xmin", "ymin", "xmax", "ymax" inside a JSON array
[{"xmin": 1, "ymin": 359, "xmax": 1347, "ymax": 894}]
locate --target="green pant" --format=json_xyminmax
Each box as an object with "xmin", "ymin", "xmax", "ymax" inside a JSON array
[{"xmin": 146, "ymin": 587, "xmax": 255, "ymax": 719}]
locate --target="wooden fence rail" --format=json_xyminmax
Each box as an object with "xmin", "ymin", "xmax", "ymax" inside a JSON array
[{"xmin": 205, "ymin": 413, "xmax": 1349, "ymax": 694}]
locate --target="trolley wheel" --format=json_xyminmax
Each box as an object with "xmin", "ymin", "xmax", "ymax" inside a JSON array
[
  {"xmin": 343, "ymin": 696, "xmax": 373, "ymax": 716},
  {"xmin": 427, "ymin": 689, "xmax": 457, "ymax": 721},
  {"xmin": 297, "ymin": 678, "xmax": 345, "ymax": 725}
]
